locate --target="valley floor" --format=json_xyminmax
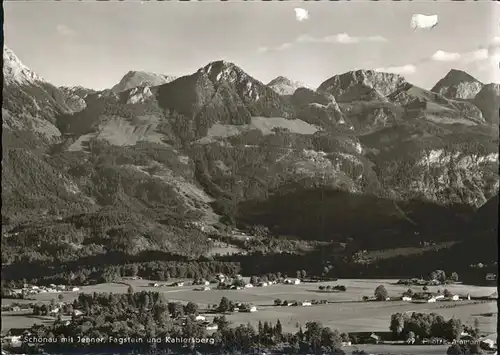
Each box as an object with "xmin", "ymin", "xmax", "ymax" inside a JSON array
[{"xmin": 2, "ymin": 279, "xmax": 497, "ymax": 337}]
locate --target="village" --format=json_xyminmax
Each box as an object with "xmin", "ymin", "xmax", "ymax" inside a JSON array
[{"xmin": 1, "ymin": 273, "xmax": 497, "ymax": 354}]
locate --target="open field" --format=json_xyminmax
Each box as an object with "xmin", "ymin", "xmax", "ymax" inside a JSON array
[
  {"xmin": 2, "ymin": 279, "xmax": 496, "ymax": 336},
  {"xmin": 224, "ymin": 299, "xmax": 497, "ymax": 334},
  {"xmin": 344, "ymin": 344, "xmax": 449, "ymax": 355}
]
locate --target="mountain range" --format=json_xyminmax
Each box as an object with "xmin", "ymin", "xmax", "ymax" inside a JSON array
[{"xmin": 2, "ymin": 46, "xmax": 498, "ymax": 269}]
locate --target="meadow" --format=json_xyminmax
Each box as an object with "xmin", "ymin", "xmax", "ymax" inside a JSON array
[{"xmin": 2, "ymin": 279, "xmax": 496, "ymax": 337}]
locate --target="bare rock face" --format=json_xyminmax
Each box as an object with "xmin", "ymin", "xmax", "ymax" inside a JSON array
[
  {"xmin": 317, "ymin": 69, "xmax": 407, "ymax": 98},
  {"xmin": 111, "ymin": 70, "xmax": 176, "ymax": 93},
  {"xmin": 431, "ymin": 69, "xmax": 484, "ymax": 99},
  {"xmin": 267, "ymin": 76, "xmax": 310, "ymax": 96}
]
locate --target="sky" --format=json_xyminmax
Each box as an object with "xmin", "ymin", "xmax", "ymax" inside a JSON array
[{"xmin": 4, "ymin": 1, "xmax": 500, "ymax": 90}]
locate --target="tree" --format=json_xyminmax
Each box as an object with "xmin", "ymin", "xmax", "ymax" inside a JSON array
[
  {"xmin": 300, "ymin": 270, "xmax": 307, "ymax": 279},
  {"xmin": 443, "ymin": 289, "xmax": 452, "ymax": 298},
  {"xmin": 127, "ymin": 285, "xmax": 134, "ymax": 295},
  {"xmin": 406, "ymin": 289, "xmax": 414, "ymax": 296},
  {"xmin": 374, "ymin": 285, "xmax": 389, "ymax": 301},
  {"xmin": 58, "ymin": 294, "xmax": 64, "ymax": 301},
  {"xmin": 450, "ymin": 272, "xmax": 459, "ymax": 282},
  {"xmin": 390, "ymin": 313, "xmax": 406, "ymax": 339},
  {"xmin": 473, "ymin": 318, "xmax": 480, "ymax": 338},
  {"xmin": 218, "ymin": 297, "xmax": 231, "ymax": 313},
  {"xmin": 446, "ymin": 318, "xmax": 462, "ymax": 341},
  {"xmin": 274, "ymin": 299, "xmax": 282, "ymax": 306},
  {"xmin": 250, "ymin": 276, "xmax": 258, "ymax": 285},
  {"xmin": 423, "ymin": 285, "xmax": 429, "ymax": 291},
  {"xmin": 185, "ymin": 301, "xmax": 199, "ymax": 315},
  {"xmin": 319, "ymin": 285, "xmax": 325, "ymax": 291},
  {"xmin": 447, "ymin": 344, "xmax": 463, "ymax": 355},
  {"xmin": 275, "ymin": 319, "xmax": 283, "ymax": 339}
]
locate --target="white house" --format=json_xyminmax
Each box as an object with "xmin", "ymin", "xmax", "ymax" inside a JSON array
[
  {"xmin": 73, "ymin": 310, "xmax": 84, "ymax": 316},
  {"xmin": 450, "ymin": 295, "xmax": 460, "ymax": 301},
  {"xmin": 202, "ymin": 286, "xmax": 211, "ymax": 291},
  {"xmin": 284, "ymin": 278, "xmax": 300, "ymax": 285},
  {"xmin": 480, "ymin": 339, "xmax": 496, "ymax": 350},
  {"xmin": 31, "ymin": 286, "xmax": 40, "ymax": 290},
  {"xmin": 301, "ymin": 301, "xmax": 312, "ymax": 306},
  {"xmin": 50, "ymin": 307, "xmax": 60, "ymax": 315},
  {"xmin": 206, "ymin": 324, "xmax": 218, "ymax": 331},
  {"xmin": 427, "ymin": 297, "xmax": 437, "ymax": 303},
  {"xmin": 72, "ymin": 287, "xmax": 80, "ymax": 292},
  {"xmin": 203, "ymin": 280, "xmax": 210, "ymax": 286},
  {"xmin": 434, "ymin": 295, "xmax": 445, "ymax": 300},
  {"xmin": 249, "ymin": 306, "xmax": 258, "ymax": 312},
  {"xmin": 245, "ymin": 284, "xmax": 254, "ymax": 288},
  {"xmin": 402, "ymin": 296, "xmax": 412, "ymax": 301},
  {"xmin": 3, "ymin": 335, "xmax": 22, "ymax": 345},
  {"xmin": 259, "ymin": 282, "xmax": 268, "ymax": 287},
  {"xmin": 195, "ymin": 315, "xmax": 206, "ymax": 321}
]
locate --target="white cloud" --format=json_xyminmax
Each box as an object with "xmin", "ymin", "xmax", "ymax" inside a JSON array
[
  {"xmin": 297, "ymin": 33, "xmax": 387, "ymax": 44},
  {"xmin": 259, "ymin": 33, "xmax": 387, "ymax": 53},
  {"xmin": 56, "ymin": 24, "xmax": 75, "ymax": 36},
  {"xmin": 431, "ymin": 50, "xmax": 461, "ymax": 62},
  {"xmin": 375, "ymin": 65, "xmax": 417, "ymax": 75},
  {"xmin": 294, "ymin": 8, "xmax": 309, "ymax": 22},
  {"xmin": 411, "ymin": 14, "xmax": 439, "ymax": 30}
]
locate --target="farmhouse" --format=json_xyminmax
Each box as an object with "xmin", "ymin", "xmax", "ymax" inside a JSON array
[
  {"xmin": 284, "ymin": 278, "xmax": 300, "ymax": 285},
  {"xmin": 202, "ymin": 286, "xmax": 211, "ymax": 291},
  {"xmin": 401, "ymin": 296, "xmax": 412, "ymax": 301},
  {"xmin": 206, "ymin": 324, "xmax": 218, "ymax": 331},
  {"xmin": 367, "ymin": 333, "xmax": 380, "ymax": 344},
  {"xmin": 258, "ymin": 282, "xmax": 268, "ymax": 287},
  {"xmin": 10, "ymin": 306, "xmax": 21, "ymax": 312},
  {"xmin": 485, "ymin": 273, "xmax": 497, "ymax": 281},
  {"xmin": 480, "ymin": 339, "xmax": 496, "ymax": 350},
  {"xmin": 301, "ymin": 301, "xmax": 312, "ymax": 306},
  {"xmin": 73, "ymin": 310, "xmax": 84, "ymax": 316},
  {"xmin": 449, "ymin": 294, "xmax": 460, "ymax": 301},
  {"xmin": 195, "ymin": 315, "xmax": 206, "ymax": 321},
  {"xmin": 244, "ymin": 284, "xmax": 253, "ymax": 288},
  {"xmin": 148, "ymin": 282, "xmax": 159, "ymax": 287},
  {"xmin": 427, "ymin": 297, "xmax": 437, "ymax": 303},
  {"xmin": 172, "ymin": 282, "xmax": 184, "ymax": 287},
  {"xmin": 71, "ymin": 287, "xmax": 80, "ymax": 292},
  {"xmin": 249, "ymin": 306, "xmax": 258, "ymax": 313}
]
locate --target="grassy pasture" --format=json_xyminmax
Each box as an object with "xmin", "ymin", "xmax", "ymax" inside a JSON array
[{"xmin": 2, "ymin": 279, "xmax": 496, "ymax": 336}]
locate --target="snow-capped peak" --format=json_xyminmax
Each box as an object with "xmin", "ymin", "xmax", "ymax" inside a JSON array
[
  {"xmin": 267, "ymin": 76, "xmax": 310, "ymax": 96},
  {"xmin": 3, "ymin": 46, "xmax": 43, "ymax": 85}
]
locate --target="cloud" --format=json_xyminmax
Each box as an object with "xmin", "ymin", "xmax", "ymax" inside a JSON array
[
  {"xmin": 259, "ymin": 33, "xmax": 387, "ymax": 53},
  {"xmin": 411, "ymin": 14, "xmax": 439, "ymax": 30},
  {"xmin": 375, "ymin": 65, "xmax": 417, "ymax": 75},
  {"xmin": 294, "ymin": 8, "xmax": 309, "ymax": 22},
  {"xmin": 431, "ymin": 50, "xmax": 461, "ymax": 62},
  {"xmin": 297, "ymin": 33, "xmax": 387, "ymax": 44},
  {"xmin": 56, "ymin": 24, "xmax": 75, "ymax": 37}
]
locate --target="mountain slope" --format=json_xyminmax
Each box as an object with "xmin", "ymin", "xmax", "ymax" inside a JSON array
[
  {"xmin": 472, "ymin": 83, "xmax": 500, "ymax": 125},
  {"xmin": 431, "ymin": 69, "xmax": 484, "ymax": 99},
  {"xmin": 2, "ymin": 48, "xmax": 498, "ymax": 270}
]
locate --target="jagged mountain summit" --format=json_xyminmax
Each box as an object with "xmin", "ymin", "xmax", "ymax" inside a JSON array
[
  {"xmin": 267, "ymin": 76, "xmax": 310, "ymax": 96},
  {"xmin": 431, "ymin": 69, "xmax": 484, "ymax": 99},
  {"xmin": 317, "ymin": 69, "xmax": 407, "ymax": 101},
  {"xmin": 3, "ymin": 46, "xmax": 44, "ymax": 85},
  {"xmin": 111, "ymin": 70, "xmax": 176, "ymax": 93}
]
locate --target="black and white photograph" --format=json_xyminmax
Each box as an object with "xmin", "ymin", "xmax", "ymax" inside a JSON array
[{"xmin": 1, "ymin": 1, "xmax": 499, "ymax": 355}]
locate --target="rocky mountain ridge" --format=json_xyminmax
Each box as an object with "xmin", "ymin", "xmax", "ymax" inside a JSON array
[{"xmin": 2, "ymin": 47, "xmax": 499, "ymax": 263}]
